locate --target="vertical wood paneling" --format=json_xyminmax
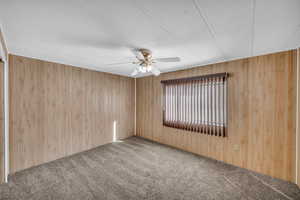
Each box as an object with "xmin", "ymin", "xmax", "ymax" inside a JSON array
[
  {"xmin": 9, "ymin": 55, "xmax": 135, "ymax": 173},
  {"xmin": 136, "ymin": 50, "xmax": 296, "ymax": 182},
  {"xmin": 297, "ymin": 48, "xmax": 300, "ymax": 187},
  {"xmin": 0, "ymin": 61, "xmax": 3, "ymax": 182}
]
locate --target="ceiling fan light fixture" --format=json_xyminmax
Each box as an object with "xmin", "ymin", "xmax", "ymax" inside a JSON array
[
  {"xmin": 129, "ymin": 49, "xmax": 180, "ymax": 77},
  {"xmin": 147, "ymin": 65, "xmax": 152, "ymax": 72},
  {"xmin": 138, "ymin": 65, "xmax": 152, "ymax": 73},
  {"xmin": 139, "ymin": 66, "xmax": 147, "ymax": 73}
]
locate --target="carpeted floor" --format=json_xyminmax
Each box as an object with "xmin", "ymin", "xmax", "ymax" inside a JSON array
[{"xmin": 0, "ymin": 136, "xmax": 299, "ymax": 200}]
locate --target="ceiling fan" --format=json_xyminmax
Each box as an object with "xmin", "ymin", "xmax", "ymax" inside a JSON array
[
  {"xmin": 105, "ymin": 49, "xmax": 180, "ymax": 76},
  {"xmin": 130, "ymin": 49, "xmax": 180, "ymax": 76}
]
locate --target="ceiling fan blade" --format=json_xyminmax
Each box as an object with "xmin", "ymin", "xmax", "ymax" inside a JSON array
[
  {"xmin": 150, "ymin": 66, "xmax": 161, "ymax": 76},
  {"xmin": 131, "ymin": 49, "xmax": 144, "ymax": 60},
  {"xmin": 131, "ymin": 68, "xmax": 139, "ymax": 76},
  {"xmin": 154, "ymin": 57, "xmax": 180, "ymax": 62},
  {"xmin": 105, "ymin": 61, "xmax": 135, "ymax": 66}
]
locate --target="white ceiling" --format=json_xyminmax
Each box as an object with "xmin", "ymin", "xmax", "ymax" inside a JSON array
[{"xmin": 0, "ymin": 0, "xmax": 299, "ymax": 77}]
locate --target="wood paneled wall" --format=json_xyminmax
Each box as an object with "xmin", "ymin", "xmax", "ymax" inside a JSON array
[
  {"xmin": 297, "ymin": 48, "xmax": 300, "ymax": 187},
  {"xmin": 9, "ymin": 55, "xmax": 135, "ymax": 173},
  {"xmin": 136, "ymin": 50, "xmax": 297, "ymax": 182},
  {"xmin": 0, "ymin": 61, "xmax": 3, "ymax": 181}
]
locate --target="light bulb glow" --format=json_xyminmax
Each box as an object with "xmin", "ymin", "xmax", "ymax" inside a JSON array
[
  {"xmin": 138, "ymin": 65, "xmax": 152, "ymax": 73},
  {"xmin": 139, "ymin": 66, "xmax": 147, "ymax": 73},
  {"xmin": 147, "ymin": 65, "xmax": 152, "ymax": 72}
]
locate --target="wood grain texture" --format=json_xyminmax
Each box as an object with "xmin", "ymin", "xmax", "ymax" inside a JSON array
[
  {"xmin": 136, "ymin": 50, "xmax": 297, "ymax": 182},
  {"xmin": 0, "ymin": 61, "xmax": 3, "ymax": 182},
  {"xmin": 297, "ymin": 48, "xmax": 300, "ymax": 187},
  {"xmin": 9, "ymin": 55, "xmax": 135, "ymax": 173}
]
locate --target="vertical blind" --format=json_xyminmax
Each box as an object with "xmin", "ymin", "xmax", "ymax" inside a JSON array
[{"xmin": 161, "ymin": 73, "xmax": 228, "ymax": 137}]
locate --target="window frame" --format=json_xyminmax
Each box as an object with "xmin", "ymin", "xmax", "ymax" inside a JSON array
[{"xmin": 161, "ymin": 73, "xmax": 228, "ymax": 137}]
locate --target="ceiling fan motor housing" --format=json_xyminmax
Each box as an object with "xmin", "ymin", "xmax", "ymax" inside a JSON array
[
  {"xmin": 131, "ymin": 48, "xmax": 179, "ymax": 76},
  {"xmin": 140, "ymin": 49, "xmax": 152, "ymax": 59}
]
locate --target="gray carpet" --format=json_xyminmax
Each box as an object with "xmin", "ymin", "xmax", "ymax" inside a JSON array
[{"xmin": 0, "ymin": 136, "xmax": 299, "ymax": 200}]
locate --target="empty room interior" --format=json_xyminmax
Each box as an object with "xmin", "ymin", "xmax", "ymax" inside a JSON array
[{"xmin": 0, "ymin": 0, "xmax": 300, "ymax": 199}]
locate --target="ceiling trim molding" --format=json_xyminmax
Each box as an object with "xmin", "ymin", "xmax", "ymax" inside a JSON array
[
  {"xmin": 0, "ymin": 25, "xmax": 8, "ymax": 62},
  {"xmin": 135, "ymin": 3, "xmax": 172, "ymax": 36},
  {"xmin": 9, "ymin": 52, "xmax": 135, "ymax": 78},
  {"xmin": 192, "ymin": 0, "xmax": 226, "ymax": 59}
]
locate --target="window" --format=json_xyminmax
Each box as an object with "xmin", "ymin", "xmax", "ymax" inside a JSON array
[{"xmin": 161, "ymin": 73, "xmax": 228, "ymax": 137}]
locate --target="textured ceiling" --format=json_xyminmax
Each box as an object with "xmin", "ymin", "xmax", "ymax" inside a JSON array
[{"xmin": 0, "ymin": 0, "xmax": 299, "ymax": 77}]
